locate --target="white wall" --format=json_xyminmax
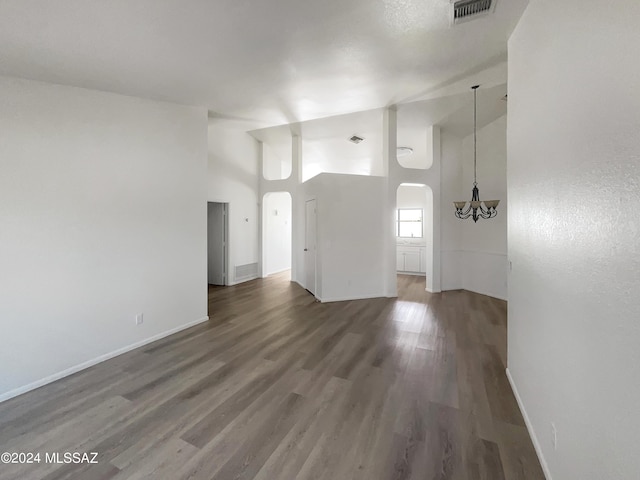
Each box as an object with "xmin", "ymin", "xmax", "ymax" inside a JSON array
[
  {"xmin": 508, "ymin": 1, "xmax": 640, "ymax": 479},
  {"xmin": 397, "ymin": 125, "xmax": 430, "ymax": 170},
  {"xmin": 460, "ymin": 114, "xmax": 507, "ymax": 300},
  {"xmin": 301, "ymin": 109, "xmax": 384, "ymax": 181},
  {"xmin": 440, "ymin": 132, "xmax": 464, "ymax": 290},
  {"xmin": 263, "ymin": 192, "xmax": 292, "ymax": 276},
  {"xmin": 0, "ymin": 76, "xmax": 208, "ymax": 401},
  {"xmin": 208, "ymin": 119, "xmax": 260, "ymax": 284},
  {"xmin": 438, "ymin": 116, "xmax": 507, "ymax": 300},
  {"xmin": 298, "ymin": 173, "xmax": 386, "ymax": 302},
  {"xmin": 262, "ymin": 130, "xmax": 292, "ymax": 181}
]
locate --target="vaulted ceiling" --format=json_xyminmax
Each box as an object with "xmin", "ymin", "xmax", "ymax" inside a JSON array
[{"xmin": 0, "ymin": 0, "xmax": 527, "ymax": 127}]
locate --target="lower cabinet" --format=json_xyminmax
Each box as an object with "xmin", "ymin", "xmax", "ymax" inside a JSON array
[{"xmin": 397, "ymin": 246, "xmax": 426, "ymax": 273}]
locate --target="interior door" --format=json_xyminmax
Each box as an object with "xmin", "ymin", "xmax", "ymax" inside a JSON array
[
  {"xmin": 304, "ymin": 199, "xmax": 317, "ymax": 295},
  {"xmin": 207, "ymin": 202, "xmax": 227, "ymax": 285}
]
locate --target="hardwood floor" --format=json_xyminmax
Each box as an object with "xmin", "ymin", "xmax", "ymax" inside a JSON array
[{"xmin": 0, "ymin": 273, "xmax": 545, "ymax": 480}]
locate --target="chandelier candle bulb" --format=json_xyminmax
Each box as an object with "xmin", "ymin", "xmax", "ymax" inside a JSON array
[{"xmin": 453, "ymin": 85, "xmax": 501, "ymax": 223}]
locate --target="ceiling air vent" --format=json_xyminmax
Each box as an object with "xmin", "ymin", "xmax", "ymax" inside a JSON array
[
  {"xmin": 453, "ymin": 0, "xmax": 494, "ymax": 24},
  {"xmin": 348, "ymin": 135, "xmax": 364, "ymax": 144}
]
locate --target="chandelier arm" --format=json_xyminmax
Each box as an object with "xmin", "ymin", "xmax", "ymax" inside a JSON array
[
  {"xmin": 454, "ymin": 204, "xmax": 472, "ymax": 216},
  {"xmin": 455, "ymin": 205, "xmax": 474, "ymax": 219},
  {"xmin": 478, "ymin": 209, "xmax": 497, "ymax": 219}
]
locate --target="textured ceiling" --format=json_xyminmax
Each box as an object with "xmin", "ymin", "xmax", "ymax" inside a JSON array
[{"xmin": 0, "ymin": 0, "xmax": 527, "ymax": 126}]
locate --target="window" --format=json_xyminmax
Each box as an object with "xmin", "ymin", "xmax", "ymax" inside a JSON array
[{"xmin": 396, "ymin": 208, "xmax": 423, "ymax": 238}]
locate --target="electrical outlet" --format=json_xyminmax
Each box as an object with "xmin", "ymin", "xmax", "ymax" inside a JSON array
[
  {"xmin": 135, "ymin": 313, "xmax": 144, "ymax": 325},
  {"xmin": 551, "ymin": 422, "xmax": 557, "ymax": 450}
]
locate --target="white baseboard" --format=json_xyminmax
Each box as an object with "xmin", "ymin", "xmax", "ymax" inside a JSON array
[
  {"xmin": 264, "ymin": 267, "xmax": 292, "ymax": 276},
  {"xmin": 0, "ymin": 316, "xmax": 210, "ymax": 404},
  {"xmin": 396, "ymin": 271, "xmax": 426, "ymax": 276},
  {"xmin": 318, "ymin": 293, "xmax": 385, "ymax": 303},
  {"xmin": 440, "ymin": 287, "xmax": 507, "ymax": 302},
  {"xmin": 227, "ymin": 275, "xmax": 258, "ymax": 286},
  {"xmin": 506, "ymin": 368, "xmax": 552, "ymax": 480}
]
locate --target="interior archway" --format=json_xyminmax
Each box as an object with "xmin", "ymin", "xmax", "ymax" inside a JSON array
[{"xmin": 395, "ymin": 183, "xmax": 435, "ymax": 292}]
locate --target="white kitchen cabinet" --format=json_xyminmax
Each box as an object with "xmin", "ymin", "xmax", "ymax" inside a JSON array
[
  {"xmin": 396, "ymin": 245, "xmax": 426, "ymax": 273},
  {"xmin": 404, "ymin": 251, "xmax": 420, "ymax": 272}
]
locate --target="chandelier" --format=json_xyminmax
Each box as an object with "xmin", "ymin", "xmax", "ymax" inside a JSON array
[{"xmin": 454, "ymin": 85, "xmax": 500, "ymax": 222}]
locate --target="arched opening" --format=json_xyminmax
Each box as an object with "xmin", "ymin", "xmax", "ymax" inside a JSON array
[
  {"xmin": 262, "ymin": 192, "xmax": 292, "ymax": 278},
  {"xmin": 396, "ymin": 183, "xmax": 434, "ymax": 292}
]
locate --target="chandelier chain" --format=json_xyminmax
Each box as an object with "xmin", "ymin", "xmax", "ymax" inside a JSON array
[{"xmin": 473, "ymin": 85, "xmax": 477, "ymax": 186}]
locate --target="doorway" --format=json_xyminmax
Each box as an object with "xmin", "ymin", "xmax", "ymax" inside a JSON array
[
  {"xmin": 396, "ymin": 184, "xmax": 435, "ymax": 292},
  {"xmin": 304, "ymin": 199, "xmax": 317, "ymax": 295},
  {"xmin": 207, "ymin": 202, "xmax": 228, "ymax": 286}
]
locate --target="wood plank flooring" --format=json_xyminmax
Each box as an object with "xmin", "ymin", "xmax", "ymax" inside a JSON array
[{"xmin": 0, "ymin": 273, "xmax": 545, "ymax": 480}]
